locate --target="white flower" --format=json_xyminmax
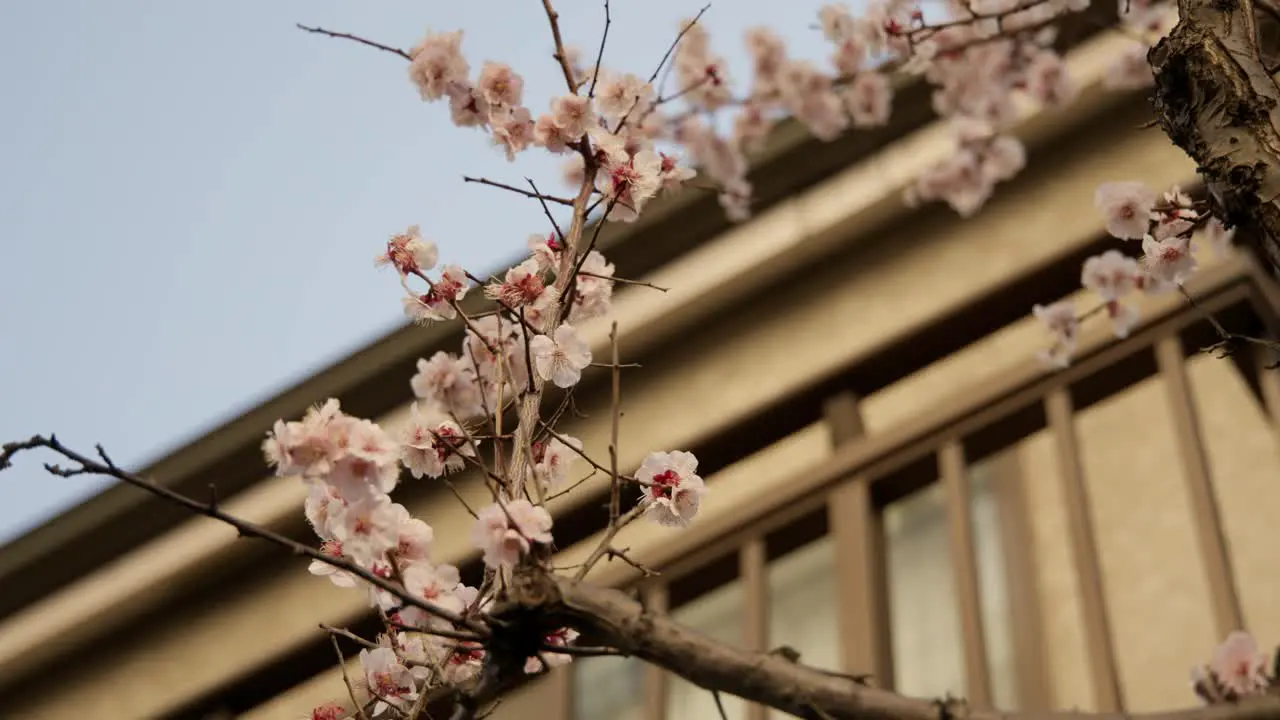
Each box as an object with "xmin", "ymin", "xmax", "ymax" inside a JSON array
[
  {"xmin": 359, "ymin": 646, "xmax": 418, "ymax": 715},
  {"xmin": 524, "ymin": 628, "xmax": 581, "ymax": 674},
  {"xmin": 1210, "ymin": 631, "xmax": 1270, "ymax": 698},
  {"xmin": 375, "ymin": 225, "xmax": 438, "ymax": 275},
  {"xmin": 530, "ymin": 435, "xmax": 582, "ymax": 490},
  {"xmin": 1142, "ymin": 232, "xmax": 1197, "ymax": 286},
  {"xmin": 1095, "ymin": 181, "xmax": 1156, "ymax": 240},
  {"xmin": 594, "ymin": 69, "xmax": 655, "ymax": 122},
  {"xmin": 409, "ymin": 351, "xmax": 484, "ymax": 419},
  {"xmin": 1033, "ymin": 300, "xmax": 1078, "ymax": 368},
  {"xmin": 530, "ymin": 324, "xmax": 592, "ymax": 388},
  {"xmin": 1205, "ymin": 216, "xmax": 1235, "ymax": 256},
  {"xmin": 399, "ymin": 403, "xmax": 474, "ymax": 479},
  {"xmin": 472, "ymin": 499, "xmax": 555, "ymax": 569},
  {"xmin": 637, "ymin": 450, "xmax": 706, "ymax": 527}
]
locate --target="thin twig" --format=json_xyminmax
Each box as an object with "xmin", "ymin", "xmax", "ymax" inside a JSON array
[
  {"xmin": 330, "ymin": 634, "xmax": 373, "ymax": 720},
  {"xmin": 296, "ymin": 24, "xmax": 413, "ymax": 61},
  {"xmin": 463, "ymin": 176, "xmax": 575, "ymax": 205},
  {"xmin": 540, "ymin": 0, "xmax": 580, "ymax": 93},
  {"xmin": 0, "ymin": 436, "xmax": 487, "ymax": 635},
  {"xmin": 588, "ymin": 0, "xmax": 613, "ymax": 98}
]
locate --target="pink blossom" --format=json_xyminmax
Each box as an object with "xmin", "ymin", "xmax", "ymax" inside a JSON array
[
  {"xmin": 637, "ymin": 450, "xmax": 707, "ymax": 527},
  {"xmin": 1210, "ymin": 631, "xmax": 1270, "ymax": 698},
  {"xmin": 402, "ymin": 264, "xmax": 470, "ymax": 324},
  {"xmin": 1206, "ymin": 216, "xmax": 1235, "ymax": 256},
  {"xmin": 308, "ymin": 702, "xmax": 346, "ymax": 720},
  {"xmin": 1142, "ymin": 233, "xmax": 1197, "ymax": 286},
  {"xmin": 524, "ymin": 628, "xmax": 581, "ymax": 674},
  {"xmin": 359, "ymin": 646, "xmax": 418, "ymax": 715},
  {"xmin": 408, "ymin": 30, "xmax": 469, "ymax": 102},
  {"xmin": 1033, "ymin": 300, "xmax": 1078, "ymax": 368},
  {"xmin": 410, "ymin": 351, "xmax": 484, "ymax": 420},
  {"xmin": 485, "ymin": 258, "xmax": 550, "ymax": 309},
  {"xmin": 1095, "ymin": 181, "xmax": 1156, "ymax": 240},
  {"xmin": 594, "ymin": 69, "xmax": 655, "ymax": 123},
  {"xmin": 375, "ymin": 225, "xmax": 437, "ymax": 275},
  {"xmin": 491, "ymin": 106, "xmax": 536, "ymax": 161},
  {"xmin": 476, "ymin": 61, "xmax": 524, "ymax": 109},
  {"xmin": 530, "ymin": 434, "xmax": 582, "ymax": 491},
  {"xmin": 472, "ymin": 499, "xmax": 554, "ymax": 569},
  {"xmin": 550, "ymin": 94, "xmax": 594, "ymax": 140},
  {"xmin": 530, "ymin": 323, "xmax": 592, "ymax": 388},
  {"xmin": 569, "ymin": 250, "xmax": 616, "ymax": 323},
  {"xmin": 399, "ymin": 403, "xmax": 474, "ymax": 480},
  {"xmin": 843, "ymin": 72, "xmax": 893, "ymax": 127}
]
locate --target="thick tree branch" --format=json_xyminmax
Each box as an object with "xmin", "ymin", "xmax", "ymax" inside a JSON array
[
  {"xmin": 1151, "ymin": 0, "xmax": 1280, "ymax": 273},
  {"xmin": 553, "ymin": 576, "xmax": 1280, "ymax": 720}
]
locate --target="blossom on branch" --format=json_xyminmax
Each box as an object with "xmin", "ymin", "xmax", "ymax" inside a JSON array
[
  {"xmin": 530, "ymin": 323, "xmax": 592, "ymax": 388},
  {"xmin": 637, "ymin": 450, "xmax": 707, "ymax": 527},
  {"xmin": 473, "ymin": 499, "xmax": 555, "ymax": 569},
  {"xmin": 1095, "ymin": 181, "xmax": 1157, "ymax": 240}
]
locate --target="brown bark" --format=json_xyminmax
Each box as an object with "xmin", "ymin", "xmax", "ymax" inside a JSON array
[
  {"xmin": 551, "ymin": 575, "xmax": 1280, "ymax": 720},
  {"xmin": 1151, "ymin": 0, "xmax": 1280, "ymax": 273}
]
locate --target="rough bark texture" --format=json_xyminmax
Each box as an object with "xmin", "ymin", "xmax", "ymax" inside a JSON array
[
  {"xmin": 1152, "ymin": 0, "xmax": 1280, "ymax": 273},
  {"xmin": 551, "ymin": 575, "xmax": 1280, "ymax": 720}
]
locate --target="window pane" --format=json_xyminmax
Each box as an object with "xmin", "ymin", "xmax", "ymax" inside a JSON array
[
  {"xmin": 573, "ymin": 655, "xmax": 643, "ymax": 720},
  {"xmin": 767, "ymin": 536, "xmax": 839, "ymax": 719},
  {"xmin": 884, "ymin": 464, "xmax": 1018, "ymax": 707},
  {"xmin": 767, "ymin": 536, "xmax": 839, "ymax": 671},
  {"xmin": 885, "ymin": 482, "xmax": 966, "ymax": 699},
  {"xmin": 666, "ymin": 580, "xmax": 746, "ymax": 720}
]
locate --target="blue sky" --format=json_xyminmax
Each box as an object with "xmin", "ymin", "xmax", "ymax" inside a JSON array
[{"xmin": 0, "ymin": 1, "xmax": 842, "ymax": 543}]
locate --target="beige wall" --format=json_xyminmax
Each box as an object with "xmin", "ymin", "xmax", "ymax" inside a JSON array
[{"xmin": 1019, "ymin": 345, "xmax": 1280, "ymax": 712}]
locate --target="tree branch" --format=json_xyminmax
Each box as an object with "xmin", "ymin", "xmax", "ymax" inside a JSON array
[
  {"xmin": 553, "ymin": 575, "xmax": 1280, "ymax": 720},
  {"xmin": 296, "ymin": 24, "xmax": 413, "ymax": 61}
]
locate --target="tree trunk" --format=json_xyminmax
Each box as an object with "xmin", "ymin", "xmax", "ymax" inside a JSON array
[{"xmin": 1151, "ymin": 0, "xmax": 1280, "ymax": 274}]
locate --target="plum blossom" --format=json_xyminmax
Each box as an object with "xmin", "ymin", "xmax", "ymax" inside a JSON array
[
  {"xmin": 530, "ymin": 323, "xmax": 592, "ymax": 388},
  {"xmin": 472, "ymin": 499, "xmax": 555, "ymax": 569},
  {"xmin": 485, "ymin": 258, "xmax": 552, "ymax": 309},
  {"xmin": 594, "ymin": 69, "xmax": 655, "ymax": 123},
  {"xmin": 1081, "ymin": 250, "xmax": 1142, "ymax": 338},
  {"xmin": 410, "ymin": 351, "xmax": 485, "ymax": 420},
  {"xmin": 375, "ymin": 225, "xmax": 437, "ymax": 276},
  {"xmin": 262, "ymin": 398, "xmax": 347, "ymax": 479},
  {"xmin": 1191, "ymin": 631, "xmax": 1273, "ymax": 701},
  {"xmin": 306, "ymin": 702, "xmax": 347, "ymax": 720},
  {"xmin": 842, "ymin": 72, "xmax": 894, "ymax": 127},
  {"xmin": 637, "ymin": 450, "xmax": 707, "ymax": 527},
  {"xmin": 529, "ymin": 435, "xmax": 582, "ymax": 491},
  {"xmin": 1033, "ymin": 300, "xmax": 1078, "ymax": 368},
  {"xmin": 309, "ymin": 539, "xmax": 358, "ymax": 589},
  {"xmin": 524, "ymin": 627, "xmax": 582, "ymax": 674},
  {"xmin": 491, "ymin": 106, "xmax": 537, "ymax": 161},
  {"xmin": 399, "ymin": 403, "xmax": 474, "ymax": 479},
  {"xmin": 569, "ymin": 250, "xmax": 616, "ymax": 323},
  {"xmin": 359, "ymin": 646, "xmax": 418, "ymax": 715},
  {"xmin": 1095, "ymin": 181, "xmax": 1156, "ymax": 240},
  {"xmin": 1206, "ymin": 216, "xmax": 1236, "ymax": 256},
  {"xmin": 476, "ymin": 61, "xmax": 524, "ymax": 109},
  {"xmin": 597, "ymin": 144, "xmax": 664, "ymax": 222},
  {"xmin": 403, "ymin": 264, "xmax": 470, "ymax": 324},
  {"xmin": 1142, "ymin": 232, "xmax": 1197, "ymax": 286},
  {"xmin": 407, "ymin": 30, "xmax": 469, "ymax": 102}
]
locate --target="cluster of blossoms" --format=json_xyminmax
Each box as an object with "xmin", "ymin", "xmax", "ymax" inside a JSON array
[
  {"xmin": 283, "ymin": 2, "xmax": 1226, "ymax": 716},
  {"xmin": 1032, "ymin": 181, "xmax": 1234, "ymax": 366},
  {"xmin": 1191, "ymin": 632, "xmax": 1279, "ymax": 704}
]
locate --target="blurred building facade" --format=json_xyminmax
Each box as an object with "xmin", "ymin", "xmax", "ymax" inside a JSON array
[{"xmin": 5, "ymin": 25, "xmax": 1280, "ymax": 720}]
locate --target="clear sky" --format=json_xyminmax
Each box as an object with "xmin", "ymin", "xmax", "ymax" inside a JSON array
[{"xmin": 0, "ymin": 1, "xmax": 842, "ymax": 544}]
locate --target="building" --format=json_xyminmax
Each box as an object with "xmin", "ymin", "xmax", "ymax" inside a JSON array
[{"xmin": 3, "ymin": 18, "xmax": 1280, "ymax": 720}]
